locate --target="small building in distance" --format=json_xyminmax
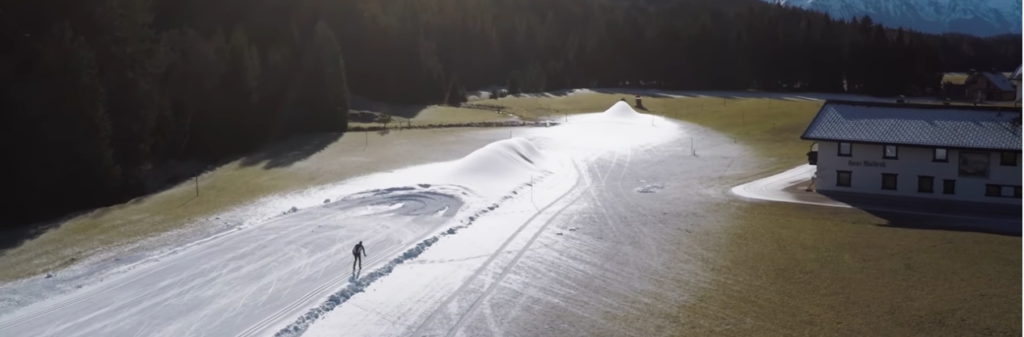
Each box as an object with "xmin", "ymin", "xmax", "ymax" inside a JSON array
[
  {"xmin": 802, "ymin": 100, "xmax": 1021, "ymax": 204},
  {"xmin": 965, "ymin": 71, "xmax": 1016, "ymax": 102}
]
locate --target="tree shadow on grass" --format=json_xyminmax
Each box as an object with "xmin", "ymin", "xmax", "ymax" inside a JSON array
[
  {"xmin": 509, "ymin": 87, "xmax": 911, "ymax": 103},
  {"xmin": 0, "ymin": 222, "xmax": 61, "ymax": 258},
  {"xmin": 820, "ymin": 191, "xmax": 1021, "ymax": 237},
  {"xmin": 239, "ymin": 132, "xmax": 343, "ymax": 169},
  {"xmin": 349, "ymin": 95, "xmax": 435, "ymax": 120},
  {"xmin": 1, "ymin": 133, "xmax": 348, "ymax": 258}
]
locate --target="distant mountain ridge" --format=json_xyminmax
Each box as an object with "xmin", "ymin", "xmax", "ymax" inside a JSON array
[{"xmin": 769, "ymin": 0, "xmax": 1022, "ymax": 37}]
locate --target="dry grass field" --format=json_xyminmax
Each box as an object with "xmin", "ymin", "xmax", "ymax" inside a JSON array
[
  {"xmin": 0, "ymin": 128, "xmax": 519, "ymax": 282},
  {"xmin": 4, "ymin": 90, "xmax": 1017, "ymax": 337}
]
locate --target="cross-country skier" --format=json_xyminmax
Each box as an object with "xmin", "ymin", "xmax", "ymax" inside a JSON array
[{"xmin": 352, "ymin": 241, "xmax": 367, "ymax": 272}]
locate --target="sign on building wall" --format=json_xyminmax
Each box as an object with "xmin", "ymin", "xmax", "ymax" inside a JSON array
[
  {"xmin": 958, "ymin": 151, "xmax": 990, "ymax": 177},
  {"xmin": 847, "ymin": 160, "xmax": 886, "ymax": 167}
]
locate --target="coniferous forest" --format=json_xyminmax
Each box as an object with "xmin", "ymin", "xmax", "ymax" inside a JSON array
[{"xmin": 1, "ymin": 0, "xmax": 1020, "ymax": 225}]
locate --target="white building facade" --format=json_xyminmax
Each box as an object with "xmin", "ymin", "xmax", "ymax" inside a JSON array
[
  {"xmin": 814, "ymin": 142, "xmax": 1021, "ymax": 204},
  {"xmin": 803, "ymin": 100, "xmax": 1022, "ymax": 204}
]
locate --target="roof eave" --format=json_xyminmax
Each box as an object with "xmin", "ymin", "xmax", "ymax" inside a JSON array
[{"xmin": 800, "ymin": 136, "xmax": 1023, "ymax": 152}]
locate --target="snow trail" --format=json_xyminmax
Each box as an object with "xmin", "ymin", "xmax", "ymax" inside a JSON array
[{"xmin": 1, "ymin": 101, "xmax": 685, "ymax": 337}]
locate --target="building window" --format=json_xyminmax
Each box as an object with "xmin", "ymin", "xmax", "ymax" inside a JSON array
[
  {"xmin": 942, "ymin": 179, "xmax": 955, "ymax": 195},
  {"xmin": 838, "ymin": 142, "xmax": 852, "ymax": 157},
  {"xmin": 1000, "ymin": 152, "xmax": 1018, "ymax": 166},
  {"xmin": 986, "ymin": 185, "xmax": 1023, "ymax": 198},
  {"xmin": 917, "ymin": 176, "xmax": 933, "ymax": 193},
  {"xmin": 933, "ymin": 148, "xmax": 948, "ymax": 162},
  {"xmin": 836, "ymin": 170, "xmax": 851, "ymax": 187},
  {"xmin": 958, "ymin": 151, "xmax": 990, "ymax": 178},
  {"xmin": 883, "ymin": 145, "xmax": 898, "ymax": 159},
  {"xmin": 881, "ymin": 173, "xmax": 897, "ymax": 191}
]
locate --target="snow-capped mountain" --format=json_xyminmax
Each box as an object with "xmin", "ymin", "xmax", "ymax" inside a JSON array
[{"xmin": 771, "ymin": 0, "xmax": 1022, "ymax": 36}]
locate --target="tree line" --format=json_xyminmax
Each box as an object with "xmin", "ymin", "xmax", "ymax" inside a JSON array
[{"xmin": 1, "ymin": 0, "xmax": 1019, "ymax": 226}]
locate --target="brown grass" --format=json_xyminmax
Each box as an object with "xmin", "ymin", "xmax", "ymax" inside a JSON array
[
  {"xmin": 676, "ymin": 202, "xmax": 1021, "ymax": 336},
  {"xmin": 349, "ymin": 105, "xmax": 516, "ymax": 130},
  {"xmin": 493, "ymin": 92, "xmax": 823, "ymax": 174},
  {"xmin": 487, "ymin": 90, "xmax": 1021, "ymax": 336},
  {"xmin": 0, "ymin": 128, "xmax": 515, "ymax": 282},
  {"xmin": 5, "ymin": 90, "xmax": 1017, "ymax": 337}
]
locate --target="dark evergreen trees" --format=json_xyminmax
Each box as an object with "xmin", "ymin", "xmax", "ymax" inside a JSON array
[{"xmin": 0, "ymin": 0, "xmax": 1019, "ymax": 226}]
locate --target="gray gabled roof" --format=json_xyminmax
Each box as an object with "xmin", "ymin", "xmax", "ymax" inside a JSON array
[
  {"xmin": 801, "ymin": 100, "xmax": 1022, "ymax": 151},
  {"xmin": 1013, "ymin": 65, "xmax": 1022, "ymax": 81},
  {"xmin": 978, "ymin": 72, "xmax": 1015, "ymax": 91}
]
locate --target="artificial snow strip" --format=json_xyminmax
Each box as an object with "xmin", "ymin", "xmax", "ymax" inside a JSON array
[{"xmin": 273, "ymin": 178, "xmax": 545, "ymax": 337}]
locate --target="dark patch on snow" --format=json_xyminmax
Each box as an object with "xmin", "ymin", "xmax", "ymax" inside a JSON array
[
  {"xmin": 418, "ymin": 184, "xmax": 431, "ymax": 188},
  {"xmin": 635, "ymin": 184, "xmax": 665, "ymax": 193},
  {"xmin": 517, "ymin": 152, "xmax": 534, "ymax": 164},
  {"xmin": 372, "ymin": 187, "xmax": 416, "ymax": 196}
]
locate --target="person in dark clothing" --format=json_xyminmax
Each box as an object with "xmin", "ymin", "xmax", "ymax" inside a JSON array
[{"xmin": 352, "ymin": 241, "xmax": 367, "ymax": 272}]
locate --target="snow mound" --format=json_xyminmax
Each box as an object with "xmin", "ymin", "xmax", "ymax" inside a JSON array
[
  {"xmin": 602, "ymin": 101, "xmax": 642, "ymax": 119},
  {"xmin": 566, "ymin": 101, "xmax": 652, "ymax": 126},
  {"xmin": 536, "ymin": 101, "xmax": 679, "ymax": 155},
  {"xmin": 444, "ymin": 137, "xmax": 552, "ymax": 185}
]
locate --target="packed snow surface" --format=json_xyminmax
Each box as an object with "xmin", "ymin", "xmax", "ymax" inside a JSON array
[
  {"xmin": 0, "ymin": 101, "xmax": 683, "ymax": 337},
  {"xmin": 443, "ymin": 138, "xmax": 552, "ymax": 193}
]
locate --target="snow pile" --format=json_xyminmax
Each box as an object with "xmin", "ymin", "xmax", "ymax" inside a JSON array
[
  {"xmin": 565, "ymin": 101, "xmax": 650, "ymax": 126},
  {"xmin": 444, "ymin": 137, "xmax": 550, "ymax": 183},
  {"xmin": 530, "ymin": 102, "xmax": 680, "ymax": 156},
  {"xmin": 601, "ymin": 101, "xmax": 643, "ymax": 119}
]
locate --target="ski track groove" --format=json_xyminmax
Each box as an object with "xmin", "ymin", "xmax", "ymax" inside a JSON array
[
  {"xmin": 446, "ymin": 172, "xmax": 593, "ymax": 333},
  {"xmin": 444, "ymin": 160, "xmax": 592, "ymax": 337},
  {"xmin": 408, "ymin": 159, "xmax": 583, "ymax": 337},
  {"xmin": 234, "ymin": 243, "xmax": 406, "ymax": 337},
  {"xmin": 0, "ymin": 208, "xmax": 344, "ymax": 332}
]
